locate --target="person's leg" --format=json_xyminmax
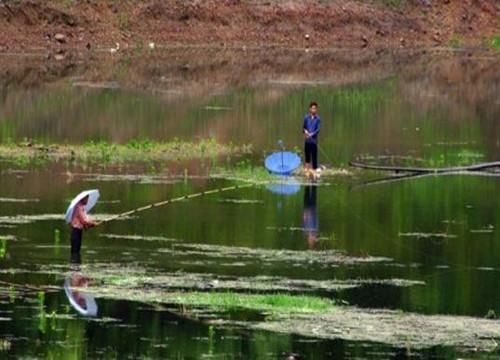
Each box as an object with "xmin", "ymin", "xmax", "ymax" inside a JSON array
[
  {"xmin": 70, "ymin": 227, "xmax": 82, "ymax": 254},
  {"xmin": 312, "ymin": 143, "xmax": 318, "ymax": 170},
  {"xmin": 70, "ymin": 252, "xmax": 81, "ymax": 264},
  {"xmin": 304, "ymin": 142, "xmax": 312, "ymax": 170}
]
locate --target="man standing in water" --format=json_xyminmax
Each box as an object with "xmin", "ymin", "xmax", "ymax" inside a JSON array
[
  {"xmin": 70, "ymin": 195, "xmax": 97, "ymax": 257},
  {"xmin": 303, "ymin": 101, "xmax": 321, "ymax": 176}
]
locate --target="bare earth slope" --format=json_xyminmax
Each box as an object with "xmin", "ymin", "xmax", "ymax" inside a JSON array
[{"xmin": 0, "ymin": 0, "xmax": 498, "ymax": 51}]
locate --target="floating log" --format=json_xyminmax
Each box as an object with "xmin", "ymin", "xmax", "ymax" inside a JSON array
[
  {"xmin": 351, "ymin": 170, "xmax": 500, "ymax": 190},
  {"xmin": 349, "ymin": 161, "xmax": 500, "ymax": 174}
]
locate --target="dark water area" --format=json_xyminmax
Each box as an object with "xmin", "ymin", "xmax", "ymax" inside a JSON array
[{"xmin": 0, "ymin": 48, "xmax": 499, "ymax": 358}]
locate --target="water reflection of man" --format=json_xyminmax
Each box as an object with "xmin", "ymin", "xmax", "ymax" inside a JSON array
[{"xmin": 303, "ymin": 185, "xmax": 319, "ymax": 249}]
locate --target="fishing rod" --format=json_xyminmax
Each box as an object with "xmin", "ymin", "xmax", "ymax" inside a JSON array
[
  {"xmin": 96, "ymin": 182, "xmax": 259, "ymax": 226},
  {"xmin": 317, "ymin": 143, "xmax": 334, "ymax": 166}
]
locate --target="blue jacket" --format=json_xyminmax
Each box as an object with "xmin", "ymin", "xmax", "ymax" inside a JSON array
[{"xmin": 303, "ymin": 114, "xmax": 320, "ymax": 144}]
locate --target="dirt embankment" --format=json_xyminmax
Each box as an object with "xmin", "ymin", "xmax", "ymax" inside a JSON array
[{"xmin": 0, "ymin": 0, "xmax": 498, "ymax": 51}]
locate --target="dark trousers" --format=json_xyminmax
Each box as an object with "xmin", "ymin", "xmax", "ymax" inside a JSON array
[
  {"xmin": 70, "ymin": 227, "xmax": 83, "ymax": 254},
  {"xmin": 304, "ymin": 142, "xmax": 318, "ymax": 169}
]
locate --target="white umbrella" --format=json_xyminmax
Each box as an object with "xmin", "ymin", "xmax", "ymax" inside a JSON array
[
  {"xmin": 64, "ymin": 277, "xmax": 98, "ymax": 316},
  {"xmin": 64, "ymin": 189, "xmax": 100, "ymax": 224}
]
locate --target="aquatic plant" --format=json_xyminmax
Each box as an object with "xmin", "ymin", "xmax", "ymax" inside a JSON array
[
  {"xmin": 0, "ymin": 339, "xmax": 11, "ymax": 352},
  {"xmin": 54, "ymin": 229, "xmax": 60, "ymax": 244},
  {"xmin": 172, "ymin": 292, "xmax": 334, "ymax": 314},
  {"xmin": 0, "ymin": 239, "xmax": 7, "ymax": 259},
  {"xmin": 0, "ymin": 138, "xmax": 252, "ymax": 167}
]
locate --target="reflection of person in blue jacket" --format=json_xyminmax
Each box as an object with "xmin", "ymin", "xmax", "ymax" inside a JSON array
[{"xmin": 303, "ymin": 185, "xmax": 319, "ymax": 249}]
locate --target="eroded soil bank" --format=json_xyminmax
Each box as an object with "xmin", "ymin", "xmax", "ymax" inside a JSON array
[{"xmin": 0, "ymin": 0, "xmax": 498, "ymax": 51}]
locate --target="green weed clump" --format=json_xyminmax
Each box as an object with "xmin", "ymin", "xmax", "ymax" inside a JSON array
[
  {"xmin": 488, "ymin": 35, "xmax": 500, "ymax": 51},
  {"xmin": 174, "ymin": 292, "xmax": 335, "ymax": 314}
]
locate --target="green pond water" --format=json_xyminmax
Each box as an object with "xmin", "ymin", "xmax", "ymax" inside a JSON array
[{"xmin": 0, "ymin": 48, "xmax": 499, "ymax": 358}]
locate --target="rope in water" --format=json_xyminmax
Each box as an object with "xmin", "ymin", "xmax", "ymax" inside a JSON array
[{"xmin": 96, "ymin": 182, "xmax": 259, "ymax": 226}]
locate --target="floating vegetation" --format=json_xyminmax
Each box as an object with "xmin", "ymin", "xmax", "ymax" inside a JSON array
[
  {"xmin": 100, "ymin": 234, "xmax": 179, "ymax": 242},
  {"xmin": 82, "ymin": 173, "xmax": 179, "ymax": 185},
  {"xmin": 470, "ymin": 229, "xmax": 495, "ymax": 234},
  {"xmin": 0, "ymin": 197, "xmax": 39, "ymax": 203},
  {"xmin": 70, "ymin": 263, "xmax": 498, "ymax": 352},
  {"xmin": 398, "ymin": 232, "xmax": 457, "ymax": 239},
  {"xmin": 216, "ymin": 198, "xmax": 263, "ymax": 204},
  {"xmin": 77, "ymin": 265, "xmax": 424, "ymax": 293},
  {"xmin": 170, "ymin": 243, "xmax": 391, "ymax": 265},
  {"xmin": 476, "ymin": 267, "xmax": 496, "ymax": 272},
  {"xmin": 171, "ymin": 292, "xmax": 333, "ymax": 314},
  {"xmin": 255, "ymin": 307, "xmax": 500, "ymax": 352},
  {"xmin": 0, "ymin": 138, "xmax": 252, "ymax": 166},
  {"xmin": 470, "ymin": 225, "xmax": 495, "ymax": 234},
  {"xmin": 90, "ymin": 286, "xmax": 333, "ymax": 315},
  {"xmin": 0, "ymin": 236, "xmax": 16, "ymax": 241},
  {"xmin": 0, "ymin": 213, "xmax": 132, "ymax": 225},
  {"xmin": 0, "ymin": 339, "xmax": 12, "ymax": 352}
]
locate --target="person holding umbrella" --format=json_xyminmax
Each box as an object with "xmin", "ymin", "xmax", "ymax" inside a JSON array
[
  {"xmin": 65, "ymin": 190, "xmax": 99, "ymax": 256},
  {"xmin": 303, "ymin": 101, "xmax": 321, "ymax": 178}
]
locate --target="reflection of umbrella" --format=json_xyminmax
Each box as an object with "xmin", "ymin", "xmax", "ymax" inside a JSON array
[
  {"xmin": 265, "ymin": 152, "xmax": 301, "ymax": 175},
  {"xmin": 64, "ymin": 189, "xmax": 100, "ymax": 224},
  {"xmin": 64, "ymin": 277, "xmax": 98, "ymax": 316},
  {"xmin": 266, "ymin": 178, "xmax": 301, "ymax": 195}
]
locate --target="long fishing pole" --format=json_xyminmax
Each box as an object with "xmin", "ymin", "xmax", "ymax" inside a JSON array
[
  {"xmin": 317, "ymin": 143, "xmax": 334, "ymax": 166},
  {"xmin": 96, "ymin": 182, "xmax": 258, "ymax": 226}
]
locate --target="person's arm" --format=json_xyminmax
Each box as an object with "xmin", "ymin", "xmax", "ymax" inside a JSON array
[
  {"xmin": 303, "ymin": 116, "xmax": 311, "ymax": 137},
  {"xmin": 77, "ymin": 206, "xmax": 96, "ymax": 228},
  {"xmin": 308, "ymin": 117, "xmax": 320, "ymax": 137}
]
